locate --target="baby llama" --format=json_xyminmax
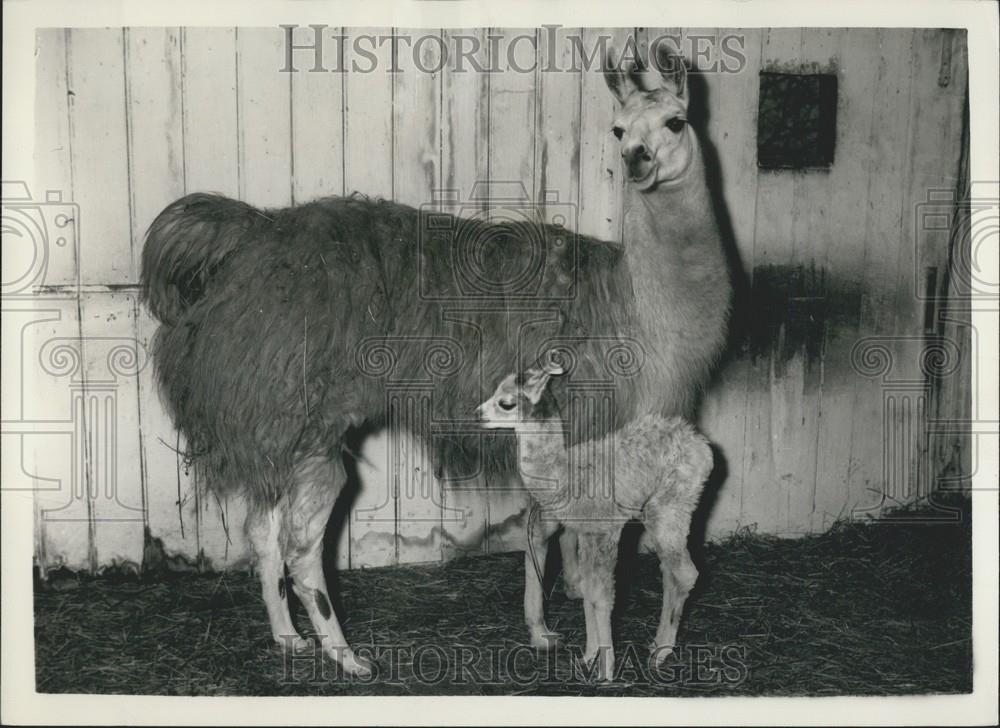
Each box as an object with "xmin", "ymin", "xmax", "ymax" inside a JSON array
[{"xmin": 475, "ymin": 355, "xmax": 713, "ymax": 681}]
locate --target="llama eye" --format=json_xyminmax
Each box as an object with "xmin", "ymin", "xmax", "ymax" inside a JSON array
[
  {"xmin": 612, "ymin": 126, "xmax": 624, "ymax": 140},
  {"xmin": 665, "ymin": 117, "xmax": 686, "ymax": 133},
  {"xmin": 498, "ymin": 399, "xmax": 516, "ymax": 411}
]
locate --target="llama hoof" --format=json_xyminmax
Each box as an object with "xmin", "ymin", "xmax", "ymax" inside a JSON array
[
  {"xmin": 336, "ymin": 651, "xmax": 373, "ymax": 678},
  {"xmin": 649, "ymin": 642, "xmax": 676, "ymax": 666},
  {"xmin": 580, "ymin": 651, "xmax": 613, "ymax": 682},
  {"xmin": 275, "ymin": 635, "xmax": 312, "ymax": 654},
  {"xmin": 529, "ymin": 629, "xmax": 563, "ymax": 649}
]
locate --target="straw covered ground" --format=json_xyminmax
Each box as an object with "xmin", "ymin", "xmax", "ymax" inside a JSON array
[{"xmin": 34, "ymin": 500, "xmax": 972, "ymax": 696}]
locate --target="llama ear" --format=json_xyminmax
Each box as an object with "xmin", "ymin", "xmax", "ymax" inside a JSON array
[
  {"xmin": 652, "ymin": 40, "xmax": 687, "ymax": 98},
  {"xmin": 603, "ymin": 46, "xmax": 640, "ymax": 104}
]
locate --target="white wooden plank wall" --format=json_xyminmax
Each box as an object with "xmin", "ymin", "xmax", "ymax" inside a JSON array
[{"xmin": 25, "ymin": 27, "xmax": 970, "ymax": 573}]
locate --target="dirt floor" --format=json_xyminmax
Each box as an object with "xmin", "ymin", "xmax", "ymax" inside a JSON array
[{"xmin": 34, "ymin": 502, "xmax": 972, "ymax": 696}]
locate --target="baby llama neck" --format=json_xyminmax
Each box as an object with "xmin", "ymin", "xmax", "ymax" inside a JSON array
[{"xmin": 514, "ymin": 417, "xmax": 568, "ymax": 508}]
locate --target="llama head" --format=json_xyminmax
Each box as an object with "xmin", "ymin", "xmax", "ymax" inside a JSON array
[
  {"xmin": 474, "ymin": 355, "xmax": 565, "ymax": 430},
  {"xmin": 604, "ymin": 40, "xmax": 692, "ymax": 190}
]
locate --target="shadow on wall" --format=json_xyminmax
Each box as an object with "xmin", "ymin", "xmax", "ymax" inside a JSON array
[
  {"xmin": 684, "ymin": 67, "xmax": 866, "ymax": 550},
  {"xmin": 684, "ymin": 70, "xmax": 752, "ymax": 370},
  {"xmin": 686, "ymin": 68, "xmax": 865, "ymax": 379}
]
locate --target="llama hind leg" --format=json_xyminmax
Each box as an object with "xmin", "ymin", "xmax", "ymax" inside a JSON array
[
  {"xmin": 283, "ymin": 455, "xmax": 370, "ymax": 677},
  {"xmin": 559, "ymin": 529, "xmax": 582, "ymax": 599},
  {"xmin": 647, "ymin": 511, "xmax": 699, "ymax": 665},
  {"xmin": 246, "ymin": 503, "xmax": 308, "ymax": 653}
]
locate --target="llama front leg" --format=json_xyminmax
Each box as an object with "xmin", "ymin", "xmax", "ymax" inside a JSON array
[
  {"xmin": 283, "ymin": 455, "xmax": 370, "ymax": 677},
  {"xmin": 577, "ymin": 531, "xmax": 619, "ymax": 682},
  {"xmin": 246, "ymin": 503, "xmax": 307, "ymax": 653},
  {"xmin": 580, "ymin": 594, "xmax": 615, "ymax": 682},
  {"xmin": 582, "ymin": 597, "xmax": 598, "ymax": 663},
  {"xmin": 592, "ymin": 598, "xmax": 615, "ymax": 682},
  {"xmin": 524, "ymin": 510, "xmax": 562, "ymax": 648}
]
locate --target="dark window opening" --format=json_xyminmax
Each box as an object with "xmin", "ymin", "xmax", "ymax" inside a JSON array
[{"xmin": 757, "ymin": 72, "xmax": 838, "ymax": 169}]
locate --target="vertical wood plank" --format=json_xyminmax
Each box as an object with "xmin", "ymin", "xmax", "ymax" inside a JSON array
[
  {"xmin": 697, "ymin": 27, "xmax": 763, "ymax": 538},
  {"xmin": 740, "ymin": 27, "xmax": 801, "ymax": 535},
  {"xmin": 845, "ymin": 30, "xmax": 917, "ymax": 520},
  {"xmin": 33, "ymin": 29, "xmax": 78, "ymax": 288},
  {"xmin": 535, "ymin": 25, "xmax": 582, "ymax": 218},
  {"xmin": 440, "ymin": 28, "xmax": 490, "ymax": 211},
  {"xmin": 483, "ymin": 28, "xmax": 540, "ymax": 554},
  {"xmin": 181, "ymin": 28, "xmax": 239, "ymax": 197},
  {"xmin": 711, "ymin": 28, "xmax": 763, "ymax": 269},
  {"xmin": 125, "ymin": 28, "xmax": 185, "ymax": 251},
  {"xmin": 927, "ymin": 33, "xmax": 971, "ymax": 493},
  {"xmin": 22, "ymin": 302, "xmax": 90, "ymax": 572},
  {"xmin": 344, "ymin": 27, "xmax": 393, "ymax": 199},
  {"xmin": 438, "ymin": 28, "xmax": 491, "ymax": 559},
  {"xmin": 237, "ymin": 27, "xmax": 292, "ymax": 209},
  {"xmin": 31, "ymin": 32, "xmax": 89, "ymax": 570},
  {"xmin": 290, "ymin": 25, "xmax": 345, "ymax": 203},
  {"xmin": 781, "ymin": 27, "xmax": 841, "ymax": 534},
  {"xmin": 577, "ymin": 27, "xmax": 630, "ymax": 240},
  {"xmin": 809, "ymin": 28, "xmax": 880, "ymax": 530},
  {"xmin": 67, "ymin": 29, "xmax": 133, "ymax": 285},
  {"xmin": 120, "ymin": 30, "xmax": 184, "ymax": 566},
  {"xmin": 885, "ymin": 29, "xmax": 969, "ymax": 513},
  {"xmin": 393, "ymin": 28, "xmax": 440, "ymax": 208},
  {"xmin": 344, "ymin": 27, "xmax": 395, "ymax": 567},
  {"xmin": 79, "ymin": 292, "xmax": 145, "ymax": 570},
  {"xmin": 488, "ymin": 28, "xmax": 538, "ymax": 195},
  {"xmin": 392, "ymin": 28, "xmax": 445, "ymax": 563}
]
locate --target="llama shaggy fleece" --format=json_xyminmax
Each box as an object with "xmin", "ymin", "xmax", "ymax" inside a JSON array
[
  {"xmin": 520, "ymin": 414, "xmax": 713, "ymax": 529},
  {"xmin": 141, "ymin": 188, "xmax": 730, "ymax": 508}
]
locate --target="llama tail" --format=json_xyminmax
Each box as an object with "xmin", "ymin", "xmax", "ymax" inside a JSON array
[{"xmin": 140, "ymin": 192, "xmax": 268, "ymax": 325}]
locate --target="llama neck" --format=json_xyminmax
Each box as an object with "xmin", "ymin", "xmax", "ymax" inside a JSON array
[
  {"xmin": 620, "ymin": 130, "xmax": 730, "ymax": 414},
  {"xmin": 623, "ymin": 133, "xmax": 721, "ymax": 282},
  {"xmin": 515, "ymin": 420, "xmax": 568, "ymax": 506}
]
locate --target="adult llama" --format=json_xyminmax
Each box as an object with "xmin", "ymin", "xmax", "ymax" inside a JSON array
[{"xmin": 140, "ymin": 40, "xmax": 731, "ymax": 675}]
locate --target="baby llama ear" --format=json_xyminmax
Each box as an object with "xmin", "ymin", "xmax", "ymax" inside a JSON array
[
  {"xmin": 543, "ymin": 350, "xmax": 566, "ymax": 376},
  {"xmin": 521, "ymin": 367, "xmax": 554, "ymax": 404}
]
